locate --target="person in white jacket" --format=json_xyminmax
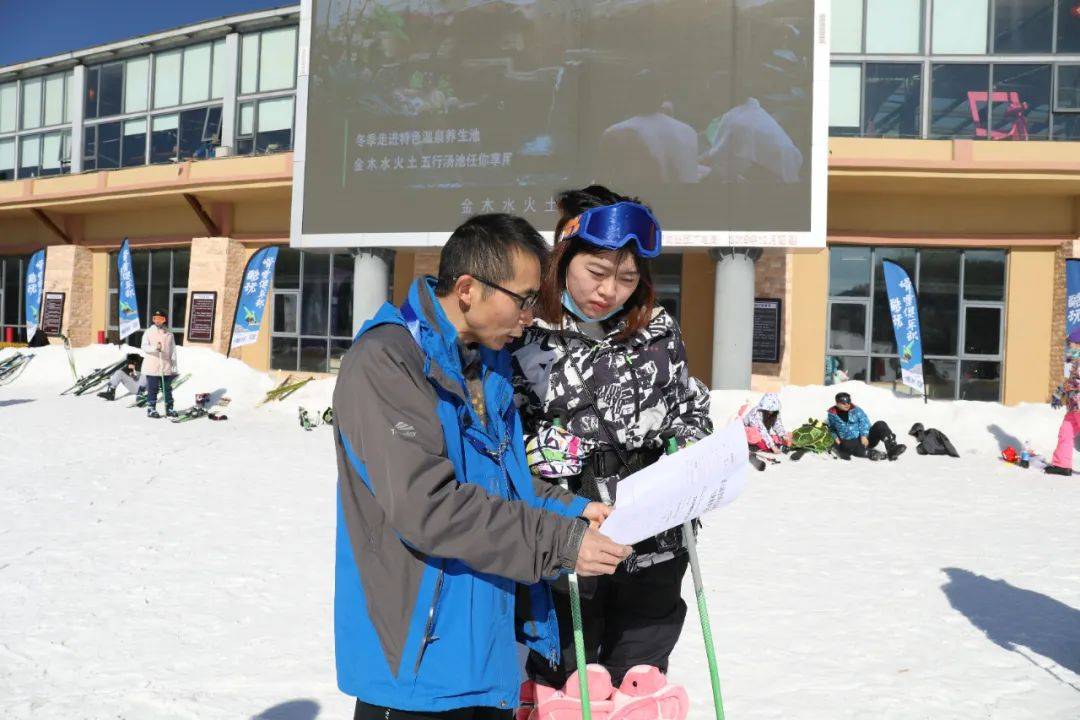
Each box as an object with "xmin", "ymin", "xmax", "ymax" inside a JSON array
[{"xmin": 140, "ymin": 308, "xmax": 179, "ymax": 419}]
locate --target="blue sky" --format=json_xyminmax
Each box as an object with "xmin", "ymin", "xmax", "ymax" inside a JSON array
[{"xmin": 0, "ymin": 0, "xmax": 292, "ymax": 66}]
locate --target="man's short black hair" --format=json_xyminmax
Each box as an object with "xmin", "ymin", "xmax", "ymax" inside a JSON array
[{"xmin": 434, "ymin": 214, "xmax": 548, "ymax": 297}]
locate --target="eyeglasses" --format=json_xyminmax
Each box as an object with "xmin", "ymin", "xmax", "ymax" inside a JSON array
[{"xmin": 471, "ymin": 275, "xmax": 539, "ymax": 311}]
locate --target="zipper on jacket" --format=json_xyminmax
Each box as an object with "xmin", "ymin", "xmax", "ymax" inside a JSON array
[{"xmin": 412, "ymin": 568, "xmax": 445, "ymax": 675}]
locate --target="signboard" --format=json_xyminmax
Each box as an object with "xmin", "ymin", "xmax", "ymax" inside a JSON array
[
  {"xmin": 186, "ymin": 291, "xmax": 218, "ymax": 343},
  {"xmin": 41, "ymin": 292, "xmax": 65, "ymax": 336},
  {"xmin": 882, "ymin": 260, "xmax": 925, "ymax": 394},
  {"xmin": 117, "ymin": 238, "xmax": 141, "ymax": 341},
  {"xmin": 24, "ymin": 250, "xmax": 45, "ymax": 339},
  {"xmin": 752, "ymin": 298, "xmax": 782, "ymax": 364},
  {"xmin": 229, "ymin": 247, "xmax": 279, "ymax": 352},
  {"xmin": 293, "ymin": 0, "xmax": 829, "ymax": 249}
]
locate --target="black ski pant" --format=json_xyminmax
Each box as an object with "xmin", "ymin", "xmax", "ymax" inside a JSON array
[
  {"xmin": 354, "ymin": 701, "xmax": 512, "ymax": 720},
  {"xmin": 526, "ymin": 553, "xmax": 689, "ymax": 689},
  {"xmin": 837, "ymin": 420, "xmax": 895, "ymax": 457},
  {"xmin": 146, "ymin": 374, "xmax": 175, "ymax": 411}
]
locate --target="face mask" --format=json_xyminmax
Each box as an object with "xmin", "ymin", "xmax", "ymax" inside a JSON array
[{"xmin": 562, "ymin": 290, "xmax": 623, "ymax": 323}]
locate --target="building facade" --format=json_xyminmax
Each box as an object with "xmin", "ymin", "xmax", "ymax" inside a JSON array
[{"xmin": 1, "ymin": 1, "xmax": 1078, "ymax": 405}]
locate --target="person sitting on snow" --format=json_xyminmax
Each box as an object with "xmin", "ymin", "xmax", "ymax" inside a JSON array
[
  {"xmin": 826, "ymin": 391, "xmax": 906, "ymax": 461},
  {"xmin": 908, "ymin": 423, "xmax": 959, "ymax": 458},
  {"xmin": 97, "ymin": 353, "xmax": 146, "ymax": 402},
  {"xmin": 742, "ymin": 392, "xmax": 791, "ymax": 453}
]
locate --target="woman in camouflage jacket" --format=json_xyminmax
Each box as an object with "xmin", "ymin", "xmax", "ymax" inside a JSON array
[{"xmin": 512, "ymin": 185, "xmax": 712, "ymax": 689}]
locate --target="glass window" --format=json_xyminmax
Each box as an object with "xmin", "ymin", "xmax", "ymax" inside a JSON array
[
  {"xmin": 275, "ymin": 247, "xmax": 300, "ymax": 289},
  {"xmin": 964, "ymin": 306, "xmax": 1002, "ymax": 355},
  {"xmin": 123, "ymin": 119, "xmax": 147, "ymax": 167},
  {"xmin": 993, "ymin": 0, "xmax": 1053, "ymax": 53},
  {"xmin": 829, "ymin": 303, "xmax": 867, "ymax": 351},
  {"xmin": 931, "ymin": 64, "xmax": 990, "ymax": 139},
  {"xmin": 933, "ymin": 0, "xmax": 989, "ymax": 54},
  {"xmin": 259, "ymin": 27, "xmax": 297, "ymax": 92},
  {"xmin": 274, "ymin": 292, "xmax": 299, "ymax": 333},
  {"xmin": 871, "ymin": 248, "xmax": 917, "ymax": 353},
  {"xmin": 19, "ymin": 135, "xmax": 41, "ymax": 177},
  {"xmin": 41, "ymin": 132, "xmax": 63, "ymax": 175},
  {"xmin": 1054, "ymin": 115, "xmax": 1080, "ymax": 139},
  {"xmin": 178, "ymin": 106, "xmax": 222, "ymax": 160},
  {"xmin": 919, "ymin": 249, "xmax": 961, "ymax": 356},
  {"xmin": 21, "ymin": 78, "xmax": 42, "ymax": 130},
  {"xmin": 0, "ymin": 82, "xmax": 16, "ymax": 133},
  {"xmin": 1059, "ymin": 0, "xmax": 1080, "ymax": 52},
  {"xmin": 830, "ymin": 65, "xmax": 862, "ymax": 130},
  {"xmin": 960, "ymin": 360, "xmax": 1001, "ymax": 401},
  {"xmin": 0, "ymin": 138, "xmax": 14, "ymax": 181},
  {"xmin": 84, "ymin": 66, "xmax": 99, "ymax": 119},
  {"xmin": 256, "ymin": 96, "xmax": 294, "ymax": 153},
  {"xmin": 239, "ymin": 102, "xmax": 254, "ymax": 135},
  {"xmin": 211, "ymin": 39, "xmax": 227, "ymax": 99},
  {"xmin": 330, "ymin": 254, "xmax": 354, "ymax": 337},
  {"xmin": 331, "ymin": 339, "xmax": 352, "ymax": 373},
  {"xmin": 150, "ymin": 113, "xmax": 179, "ymax": 164},
  {"xmin": 865, "ymin": 0, "xmax": 921, "ymax": 54},
  {"xmin": 300, "ymin": 338, "xmax": 329, "ymax": 373},
  {"xmin": 125, "ymin": 57, "xmax": 149, "ymax": 113},
  {"xmin": 96, "ymin": 122, "xmax": 121, "ymax": 169},
  {"xmin": 964, "ymin": 250, "xmax": 1006, "ymax": 300},
  {"xmin": 240, "ymin": 34, "xmax": 259, "ymax": 95},
  {"xmin": 182, "ymin": 43, "xmax": 212, "ymax": 105},
  {"xmin": 829, "ymin": 247, "xmax": 871, "ymax": 297},
  {"xmin": 923, "ymin": 358, "xmax": 959, "ymax": 400},
  {"xmin": 829, "ymin": 354, "xmax": 869, "ymax": 383},
  {"xmin": 153, "ymin": 50, "xmax": 182, "ymax": 109},
  {"xmin": 98, "ymin": 62, "xmax": 123, "ymax": 118},
  {"xmin": 83, "ymin": 125, "xmax": 97, "ymax": 172},
  {"xmin": 1057, "ymin": 65, "xmax": 1080, "ymax": 110},
  {"xmin": 272, "ymin": 337, "xmax": 298, "ymax": 371},
  {"xmin": 832, "ymin": 0, "xmax": 863, "ymax": 53},
  {"xmin": 992, "ymin": 64, "xmax": 1050, "ymax": 140},
  {"xmin": 864, "ymin": 64, "xmax": 921, "ymax": 138},
  {"xmin": 301, "ymin": 252, "xmax": 330, "ymax": 336},
  {"xmin": 43, "ymin": 74, "xmax": 65, "ymax": 126}
]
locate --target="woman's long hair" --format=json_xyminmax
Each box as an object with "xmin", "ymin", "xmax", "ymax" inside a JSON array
[{"xmin": 535, "ymin": 185, "xmax": 656, "ymax": 339}]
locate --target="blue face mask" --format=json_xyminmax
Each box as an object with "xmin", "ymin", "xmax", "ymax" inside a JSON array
[{"xmin": 562, "ymin": 290, "xmax": 624, "ymax": 322}]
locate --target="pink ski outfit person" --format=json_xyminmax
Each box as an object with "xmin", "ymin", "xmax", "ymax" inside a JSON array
[{"xmin": 1046, "ymin": 331, "xmax": 1080, "ymax": 476}]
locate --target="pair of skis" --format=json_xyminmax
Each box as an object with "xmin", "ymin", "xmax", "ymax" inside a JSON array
[
  {"xmin": 170, "ymin": 393, "xmax": 231, "ymax": 423},
  {"xmin": 567, "ymin": 439, "xmax": 727, "ymax": 720},
  {"xmin": 61, "ymin": 359, "xmax": 128, "ymax": 396},
  {"xmin": 257, "ymin": 374, "xmax": 314, "ymax": 407},
  {"xmin": 0, "ymin": 352, "xmax": 34, "ymax": 386},
  {"xmin": 298, "ymin": 406, "xmax": 334, "ymax": 431}
]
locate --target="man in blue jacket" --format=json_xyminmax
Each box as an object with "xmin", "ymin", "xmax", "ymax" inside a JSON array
[
  {"xmin": 333, "ymin": 213, "xmax": 631, "ymax": 720},
  {"xmin": 826, "ymin": 391, "xmax": 906, "ymax": 461}
]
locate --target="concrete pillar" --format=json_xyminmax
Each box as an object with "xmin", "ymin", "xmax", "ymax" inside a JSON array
[
  {"xmin": 219, "ymin": 33, "xmax": 240, "ymax": 153},
  {"xmin": 710, "ymin": 248, "xmax": 761, "ymax": 390},
  {"xmin": 183, "ymin": 237, "xmax": 247, "ymax": 354},
  {"xmin": 43, "ymin": 244, "xmax": 93, "ymax": 346},
  {"xmin": 69, "ymin": 66, "xmax": 85, "ymax": 174},
  {"xmin": 352, "ymin": 249, "xmax": 392, "ymax": 335}
]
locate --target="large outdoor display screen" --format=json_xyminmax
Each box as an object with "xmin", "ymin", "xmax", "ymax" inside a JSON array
[{"xmin": 293, "ymin": 0, "xmax": 827, "ymax": 247}]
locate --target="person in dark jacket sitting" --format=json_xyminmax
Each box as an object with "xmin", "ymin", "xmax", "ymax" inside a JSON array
[
  {"xmin": 908, "ymin": 423, "xmax": 959, "ymax": 457},
  {"xmin": 826, "ymin": 391, "xmax": 906, "ymax": 461}
]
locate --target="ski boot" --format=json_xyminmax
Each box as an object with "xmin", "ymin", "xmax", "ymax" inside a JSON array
[
  {"xmin": 884, "ymin": 434, "xmax": 907, "ymax": 461},
  {"xmin": 165, "ymin": 407, "xmax": 179, "ymax": 419},
  {"xmin": 610, "ymin": 665, "xmax": 690, "ymax": 720},
  {"xmin": 749, "ymin": 452, "xmax": 766, "ymax": 471},
  {"xmin": 833, "ymin": 445, "xmax": 852, "ymax": 461},
  {"xmin": 147, "ymin": 408, "xmax": 162, "ymax": 419},
  {"xmin": 1044, "ymin": 465, "xmax": 1072, "ymax": 476},
  {"xmin": 867, "ymin": 449, "xmax": 886, "ymax": 461},
  {"xmin": 789, "ymin": 448, "xmax": 807, "ymax": 462},
  {"xmin": 97, "ymin": 386, "xmax": 116, "ymax": 401}
]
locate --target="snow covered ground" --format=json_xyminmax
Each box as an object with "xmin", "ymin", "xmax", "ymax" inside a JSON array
[{"xmin": 1, "ymin": 345, "xmax": 1078, "ymax": 719}]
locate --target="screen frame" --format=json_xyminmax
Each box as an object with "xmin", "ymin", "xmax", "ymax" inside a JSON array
[{"xmin": 290, "ymin": 0, "xmax": 831, "ymax": 250}]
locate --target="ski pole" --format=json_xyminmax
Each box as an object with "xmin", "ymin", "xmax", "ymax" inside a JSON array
[
  {"xmin": 568, "ymin": 572, "xmax": 591, "ymax": 720},
  {"xmin": 667, "ymin": 437, "xmax": 726, "ymax": 720}
]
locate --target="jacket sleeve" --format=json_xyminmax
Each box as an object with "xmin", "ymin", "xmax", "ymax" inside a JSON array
[
  {"xmin": 659, "ymin": 322, "xmax": 713, "ymax": 446},
  {"xmin": 335, "ymin": 328, "xmax": 586, "ymax": 584},
  {"xmin": 748, "ymin": 408, "xmax": 779, "ymax": 451},
  {"xmin": 140, "ymin": 328, "xmax": 154, "ymax": 356},
  {"xmin": 856, "ymin": 408, "xmax": 871, "ymax": 437}
]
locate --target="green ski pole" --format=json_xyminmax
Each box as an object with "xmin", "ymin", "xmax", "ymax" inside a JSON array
[
  {"xmin": 553, "ymin": 416, "xmax": 592, "ymax": 720},
  {"xmin": 667, "ymin": 437, "xmax": 726, "ymax": 720}
]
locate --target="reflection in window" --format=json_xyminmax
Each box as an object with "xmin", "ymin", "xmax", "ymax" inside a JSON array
[
  {"xmin": 150, "ymin": 114, "xmax": 179, "ymax": 164},
  {"xmin": 918, "ymin": 250, "xmax": 960, "ymax": 356},
  {"xmin": 829, "ymin": 303, "xmax": 867, "ymax": 352},
  {"xmin": 1060, "ymin": 0, "xmax": 1080, "ymax": 52},
  {"xmin": 960, "ymin": 361, "xmax": 1001, "ymax": 401},
  {"xmin": 259, "ymin": 27, "xmax": 298, "ymax": 92},
  {"xmin": 992, "ymin": 64, "xmax": 1050, "ymax": 140},
  {"xmin": 923, "ymin": 358, "xmax": 959, "ymax": 400},
  {"xmin": 256, "ymin": 97, "xmax": 294, "ymax": 153},
  {"xmin": 993, "ymin": 0, "xmax": 1053, "ymax": 53},
  {"xmin": 964, "ymin": 250, "xmax": 1006, "ymax": 300},
  {"xmin": 123, "ymin": 119, "xmax": 147, "ymax": 167},
  {"xmin": 829, "ymin": 247, "xmax": 871, "ymax": 297},
  {"xmin": 96, "ymin": 122, "xmax": 121, "ymax": 170},
  {"xmin": 864, "ymin": 64, "xmax": 921, "ymax": 138},
  {"xmin": 964, "ymin": 307, "xmax": 1002, "ymax": 355},
  {"xmin": 43, "ymin": 74, "xmax": 65, "ymax": 127},
  {"xmin": 831, "ymin": 0, "xmax": 863, "ymax": 53},
  {"xmin": 21, "ymin": 78, "xmax": 41, "ymax": 130},
  {"xmin": 865, "ymin": 0, "xmax": 922, "ymax": 54},
  {"xmin": 0, "ymin": 82, "xmax": 16, "ymax": 133},
  {"xmin": 1058, "ymin": 66, "xmax": 1080, "ymax": 111},
  {"xmin": 931, "ymin": 64, "xmax": 989, "ymax": 139},
  {"xmin": 98, "ymin": 62, "xmax": 124, "ymax": 118},
  {"xmin": 19, "ymin": 135, "xmax": 40, "ymax": 177},
  {"xmin": 181, "ymin": 44, "xmax": 212, "ymax": 105},
  {"xmin": 125, "ymin": 57, "xmax": 149, "ymax": 114},
  {"xmin": 178, "ymin": 106, "xmax": 222, "ymax": 160},
  {"xmin": 0, "ymin": 139, "xmax": 14, "ymax": 181},
  {"xmin": 933, "ymin": 0, "xmax": 988, "ymax": 54},
  {"xmin": 154, "ymin": 50, "xmax": 182, "ymax": 109},
  {"xmin": 829, "ymin": 65, "xmax": 861, "ymax": 131}
]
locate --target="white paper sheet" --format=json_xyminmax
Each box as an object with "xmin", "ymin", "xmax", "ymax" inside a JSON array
[{"xmin": 598, "ymin": 420, "xmax": 749, "ymax": 546}]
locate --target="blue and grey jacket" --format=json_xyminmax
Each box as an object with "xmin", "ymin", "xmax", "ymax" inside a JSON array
[
  {"xmin": 826, "ymin": 404, "xmax": 872, "ymax": 440},
  {"xmin": 333, "ymin": 277, "xmax": 590, "ymax": 712}
]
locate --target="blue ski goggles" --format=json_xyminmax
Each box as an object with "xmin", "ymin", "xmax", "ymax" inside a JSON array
[{"xmin": 558, "ymin": 201, "xmax": 662, "ymax": 258}]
